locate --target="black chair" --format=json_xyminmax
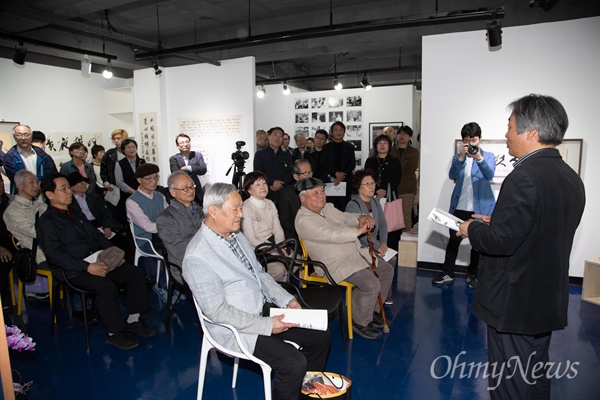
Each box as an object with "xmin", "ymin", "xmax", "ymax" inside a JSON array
[
  {"xmin": 50, "ymin": 266, "xmax": 94, "ymax": 353},
  {"xmin": 158, "ymin": 239, "xmax": 189, "ymax": 335},
  {"xmin": 254, "ymin": 239, "xmax": 346, "ymax": 348}
]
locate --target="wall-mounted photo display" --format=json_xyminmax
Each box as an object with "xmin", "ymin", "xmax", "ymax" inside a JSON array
[
  {"xmin": 295, "ymin": 126, "xmax": 309, "ymax": 135},
  {"xmin": 368, "ymin": 122, "xmax": 403, "ymax": 148},
  {"xmin": 346, "ymin": 125, "xmax": 363, "ymax": 138},
  {"xmin": 329, "ymin": 111, "xmax": 344, "ymax": 123},
  {"xmin": 312, "ymin": 112, "xmax": 326, "ymax": 123},
  {"xmin": 295, "ymin": 98, "xmax": 309, "ymax": 109},
  {"xmin": 295, "ymin": 112, "xmax": 309, "ymax": 124},
  {"xmin": 348, "ymin": 140, "xmax": 362, "ymax": 152},
  {"xmin": 346, "ymin": 110, "xmax": 362, "ymax": 123},
  {"xmin": 328, "ymin": 97, "xmax": 344, "ymax": 108},
  {"xmin": 347, "ymin": 96, "xmax": 362, "ymax": 107},
  {"xmin": 311, "ymin": 97, "xmax": 326, "ymax": 108}
]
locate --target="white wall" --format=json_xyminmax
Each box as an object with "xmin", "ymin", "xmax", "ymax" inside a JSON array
[
  {"xmin": 255, "ymin": 84, "xmax": 417, "ymax": 163},
  {"xmin": 133, "ymin": 57, "xmax": 256, "ymax": 185},
  {"xmin": 420, "ymin": 17, "xmax": 600, "ymax": 277},
  {"xmin": 0, "ymin": 59, "xmax": 131, "ymax": 143}
]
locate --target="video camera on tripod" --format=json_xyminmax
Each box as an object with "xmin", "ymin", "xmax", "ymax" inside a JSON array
[{"xmin": 226, "ymin": 141, "xmax": 249, "ymax": 194}]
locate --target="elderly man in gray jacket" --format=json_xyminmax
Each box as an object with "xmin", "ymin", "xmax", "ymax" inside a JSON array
[
  {"xmin": 183, "ymin": 183, "xmax": 330, "ymax": 400},
  {"xmin": 295, "ymin": 177, "xmax": 393, "ymax": 340}
]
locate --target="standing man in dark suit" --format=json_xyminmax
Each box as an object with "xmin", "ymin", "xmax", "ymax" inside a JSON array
[
  {"xmin": 321, "ymin": 121, "xmax": 355, "ymax": 210},
  {"xmin": 253, "ymin": 127, "xmax": 293, "ymax": 205},
  {"xmin": 169, "ymin": 134, "xmax": 207, "ymax": 206},
  {"xmin": 458, "ymin": 94, "xmax": 585, "ymax": 399}
]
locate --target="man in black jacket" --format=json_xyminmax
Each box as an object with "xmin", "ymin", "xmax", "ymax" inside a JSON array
[
  {"xmin": 277, "ymin": 159, "xmax": 312, "ymax": 240},
  {"xmin": 458, "ymin": 94, "xmax": 585, "ymax": 399},
  {"xmin": 37, "ymin": 173, "xmax": 155, "ymax": 350}
]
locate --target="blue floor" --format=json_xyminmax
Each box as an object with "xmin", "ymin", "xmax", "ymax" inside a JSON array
[{"xmin": 4, "ymin": 266, "xmax": 600, "ymax": 400}]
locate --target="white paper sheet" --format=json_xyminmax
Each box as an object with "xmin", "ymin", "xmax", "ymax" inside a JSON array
[{"xmin": 269, "ymin": 308, "xmax": 328, "ymax": 331}]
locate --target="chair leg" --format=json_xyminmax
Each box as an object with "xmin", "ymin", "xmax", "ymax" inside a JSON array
[
  {"xmin": 81, "ymin": 293, "xmax": 91, "ymax": 354},
  {"xmin": 165, "ymin": 281, "xmax": 174, "ymax": 335},
  {"xmin": 259, "ymin": 364, "xmax": 272, "ymax": 400},
  {"xmin": 232, "ymin": 357, "xmax": 239, "ymax": 388},
  {"xmin": 338, "ymin": 303, "xmax": 346, "ymax": 350},
  {"xmin": 50, "ymin": 279, "xmax": 59, "ymax": 335},
  {"xmin": 346, "ymin": 287, "xmax": 353, "ymax": 340},
  {"xmin": 8, "ymin": 270, "xmax": 15, "ymax": 307},
  {"xmin": 197, "ymin": 338, "xmax": 212, "ymax": 400}
]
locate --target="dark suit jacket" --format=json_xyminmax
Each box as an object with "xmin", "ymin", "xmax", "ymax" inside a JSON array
[
  {"xmin": 364, "ymin": 155, "xmax": 401, "ymax": 198},
  {"xmin": 469, "ymin": 148, "xmax": 585, "ymax": 335},
  {"xmin": 253, "ymin": 147, "xmax": 293, "ymax": 204},
  {"xmin": 71, "ymin": 192, "xmax": 121, "ymax": 230},
  {"xmin": 321, "ymin": 141, "xmax": 355, "ymax": 204},
  {"xmin": 397, "ymin": 145, "xmax": 419, "ymax": 195},
  {"xmin": 277, "ymin": 184, "xmax": 301, "ymax": 240},
  {"xmin": 169, "ymin": 151, "xmax": 207, "ymax": 204}
]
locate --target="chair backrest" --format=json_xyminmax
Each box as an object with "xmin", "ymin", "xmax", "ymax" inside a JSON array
[
  {"xmin": 192, "ymin": 297, "xmax": 267, "ymax": 365},
  {"xmin": 127, "ymin": 218, "xmax": 162, "ymax": 258},
  {"xmin": 158, "ymin": 238, "xmax": 186, "ymax": 287}
]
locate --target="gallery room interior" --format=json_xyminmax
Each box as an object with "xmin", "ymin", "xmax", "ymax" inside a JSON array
[{"xmin": 0, "ymin": 1, "xmax": 598, "ymax": 399}]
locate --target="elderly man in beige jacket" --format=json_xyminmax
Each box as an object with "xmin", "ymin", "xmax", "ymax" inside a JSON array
[{"xmin": 295, "ymin": 177, "xmax": 393, "ymax": 340}]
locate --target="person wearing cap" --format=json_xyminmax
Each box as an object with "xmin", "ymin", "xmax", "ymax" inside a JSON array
[
  {"xmin": 36, "ymin": 172, "xmax": 155, "ymax": 350},
  {"xmin": 295, "ymin": 177, "xmax": 394, "ymax": 340},
  {"xmin": 60, "ymin": 142, "xmax": 97, "ymax": 194},
  {"xmin": 66, "ymin": 171, "xmax": 123, "ymax": 239},
  {"xmin": 126, "ymin": 163, "xmax": 168, "ymax": 254},
  {"xmin": 395, "ymin": 125, "xmax": 420, "ymax": 231}
]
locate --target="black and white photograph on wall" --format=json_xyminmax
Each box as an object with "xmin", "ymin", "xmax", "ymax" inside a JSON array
[
  {"xmin": 348, "ymin": 140, "xmax": 362, "ymax": 152},
  {"xmin": 295, "ymin": 126, "xmax": 309, "ymax": 135},
  {"xmin": 369, "ymin": 122, "xmax": 403, "ymax": 150},
  {"xmin": 329, "ymin": 111, "xmax": 344, "ymax": 123},
  {"xmin": 346, "ymin": 125, "xmax": 363, "ymax": 138},
  {"xmin": 347, "ymin": 96, "xmax": 362, "ymax": 107},
  {"xmin": 355, "ymin": 154, "xmax": 362, "ymax": 167},
  {"xmin": 295, "ymin": 113, "xmax": 309, "ymax": 123},
  {"xmin": 295, "ymin": 98, "xmax": 309, "ymax": 109},
  {"xmin": 311, "ymin": 126, "xmax": 328, "ymax": 136},
  {"xmin": 346, "ymin": 110, "xmax": 362, "ymax": 123},
  {"xmin": 311, "ymin": 97, "xmax": 326, "ymax": 108},
  {"xmin": 312, "ymin": 112, "xmax": 326, "ymax": 123},
  {"xmin": 328, "ymin": 97, "xmax": 344, "ymax": 108}
]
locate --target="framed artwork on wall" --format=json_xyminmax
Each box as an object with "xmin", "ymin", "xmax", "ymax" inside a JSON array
[
  {"xmin": 453, "ymin": 138, "xmax": 583, "ymax": 184},
  {"xmin": 369, "ymin": 122, "xmax": 403, "ymax": 148}
]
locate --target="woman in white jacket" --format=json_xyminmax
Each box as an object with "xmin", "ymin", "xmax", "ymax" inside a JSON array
[{"xmin": 241, "ymin": 171, "xmax": 287, "ymax": 281}]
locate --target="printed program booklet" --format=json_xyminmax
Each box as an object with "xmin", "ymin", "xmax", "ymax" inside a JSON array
[
  {"xmin": 269, "ymin": 308, "xmax": 328, "ymax": 331},
  {"xmin": 427, "ymin": 207, "xmax": 464, "ymax": 231}
]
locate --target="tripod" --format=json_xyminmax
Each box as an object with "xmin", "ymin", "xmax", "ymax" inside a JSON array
[{"xmin": 226, "ymin": 161, "xmax": 246, "ymax": 195}]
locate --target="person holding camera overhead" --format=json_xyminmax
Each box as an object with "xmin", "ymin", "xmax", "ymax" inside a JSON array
[{"xmin": 432, "ymin": 122, "xmax": 496, "ymax": 288}]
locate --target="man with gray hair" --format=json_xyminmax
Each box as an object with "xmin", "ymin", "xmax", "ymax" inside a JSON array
[
  {"xmin": 458, "ymin": 94, "xmax": 585, "ymax": 399},
  {"xmin": 183, "ymin": 183, "xmax": 330, "ymax": 400},
  {"xmin": 157, "ymin": 170, "xmax": 203, "ymax": 283},
  {"xmin": 278, "ymin": 159, "xmax": 313, "ymax": 240}
]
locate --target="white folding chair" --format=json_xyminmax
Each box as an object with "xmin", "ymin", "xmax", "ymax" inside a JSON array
[
  {"xmin": 127, "ymin": 219, "xmax": 168, "ymax": 288},
  {"xmin": 193, "ymin": 298, "xmax": 273, "ymax": 400}
]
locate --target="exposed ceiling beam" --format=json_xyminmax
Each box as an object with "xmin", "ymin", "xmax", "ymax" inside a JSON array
[{"xmin": 0, "ymin": 32, "xmax": 118, "ymax": 60}]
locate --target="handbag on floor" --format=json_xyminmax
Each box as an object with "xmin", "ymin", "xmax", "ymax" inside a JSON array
[
  {"xmin": 12, "ymin": 234, "xmax": 38, "ymax": 284},
  {"xmin": 301, "ymin": 371, "xmax": 352, "ymax": 399},
  {"xmin": 383, "ymin": 184, "xmax": 405, "ymax": 232}
]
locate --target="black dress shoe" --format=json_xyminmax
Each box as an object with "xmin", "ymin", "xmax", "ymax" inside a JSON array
[
  {"xmin": 372, "ymin": 312, "xmax": 386, "ymax": 329},
  {"xmin": 352, "ymin": 322, "xmax": 382, "ymax": 339}
]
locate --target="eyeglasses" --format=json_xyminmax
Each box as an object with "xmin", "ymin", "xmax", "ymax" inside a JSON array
[
  {"xmin": 172, "ymin": 184, "xmax": 196, "ymax": 193},
  {"xmin": 142, "ymin": 174, "xmax": 160, "ymax": 181},
  {"xmin": 14, "ymin": 133, "xmax": 31, "ymax": 138},
  {"xmin": 361, "ymin": 181, "xmax": 376, "ymax": 187},
  {"xmin": 298, "ymin": 171, "xmax": 313, "ymax": 177}
]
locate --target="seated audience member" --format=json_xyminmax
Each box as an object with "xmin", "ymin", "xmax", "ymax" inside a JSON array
[
  {"xmin": 60, "ymin": 142, "xmax": 97, "ymax": 194},
  {"xmin": 169, "ymin": 133, "xmax": 207, "ymax": 206},
  {"xmin": 0, "ymin": 180, "xmax": 15, "ymax": 305},
  {"xmin": 295, "ymin": 177, "xmax": 393, "ymax": 340},
  {"xmin": 253, "ymin": 127, "xmax": 293, "ymax": 205},
  {"xmin": 66, "ymin": 171, "xmax": 125, "ymax": 239},
  {"xmin": 278, "ymin": 159, "xmax": 312, "ymax": 240},
  {"xmin": 156, "ymin": 171, "xmax": 204, "ymax": 283},
  {"xmin": 183, "ymin": 182, "xmax": 330, "ymax": 400},
  {"xmin": 241, "ymin": 172, "xmax": 288, "ymax": 281},
  {"xmin": 36, "ymin": 173, "xmax": 154, "ymax": 350},
  {"xmin": 3, "ymin": 125, "xmax": 57, "ymax": 195},
  {"xmin": 114, "ymin": 138, "xmax": 145, "ymax": 223},
  {"xmin": 346, "ymin": 169, "xmax": 397, "ymax": 305},
  {"xmin": 291, "ymin": 133, "xmax": 310, "ymax": 160},
  {"xmin": 126, "ymin": 163, "xmax": 167, "ymax": 254},
  {"xmin": 90, "ymin": 144, "xmax": 106, "ymax": 196},
  {"xmin": 3, "ymin": 171, "xmax": 49, "ymax": 284}
]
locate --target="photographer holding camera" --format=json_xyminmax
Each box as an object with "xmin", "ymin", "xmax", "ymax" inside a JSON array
[{"xmin": 432, "ymin": 122, "xmax": 496, "ymax": 288}]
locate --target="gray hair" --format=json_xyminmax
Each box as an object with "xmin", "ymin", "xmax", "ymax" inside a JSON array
[
  {"xmin": 508, "ymin": 94, "xmax": 568, "ymax": 145},
  {"xmin": 12, "ymin": 124, "xmax": 31, "ymax": 135},
  {"xmin": 167, "ymin": 170, "xmax": 192, "ymax": 189},
  {"xmin": 203, "ymin": 182, "xmax": 237, "ymax": 218},
  {"xmin": 292, "ymin": 159, "xmax": 311, "ymax": 175},
  {"xmin": 14, "ymin": 169, "xmax": 35, "ymax": 187}
]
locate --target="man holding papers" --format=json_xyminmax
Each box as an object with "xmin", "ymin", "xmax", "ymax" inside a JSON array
[{"xmin": 183, "ymin": 183, "xmax": 330, "ymax": 400}]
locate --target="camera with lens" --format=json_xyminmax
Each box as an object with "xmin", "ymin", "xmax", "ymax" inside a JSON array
[
  {"xmin": 467, "ymin": 144, "xmax": 479, "ymax": 155},
  {"xmin": 231, "ymin": 141, "xmax": 249, "ymax": 165}
]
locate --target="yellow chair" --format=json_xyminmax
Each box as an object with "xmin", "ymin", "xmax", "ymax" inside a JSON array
[{"xmin": 298, "ymin": 237, "xmax": 355, "ymax": 340}]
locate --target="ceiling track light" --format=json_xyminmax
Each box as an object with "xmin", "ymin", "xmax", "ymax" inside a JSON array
[
  {"xmin": 486, "ymin": 19, "xmax": 502, "ymax": 48},
  {"xmin": 153, "ymin": 59, "xmax": 163, "ymax": 76},
  {"xmin": 334, "ymin": 77, "xmax": 343, "ymax": 90},
  {"xmin": 360, "ymin": 75, "xmax": 372, "ymax": 91},
  {"xmin": 256, "ymin": 85, "xmax": 266, "ymax": 98},
  {"xmin": 102, "ymin": 60, "xmax": 113, "ymax": 80},
  {"xmin": 13, "ymin": 42, "xmax": 28, "ymax": 65},
  {"xmin": 81, "ymin": 55, "xmax": 92, "ymax": 75},
  {"xmin": 282, "ymin": 82, "xmax": 291, "ymax": 95}
]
